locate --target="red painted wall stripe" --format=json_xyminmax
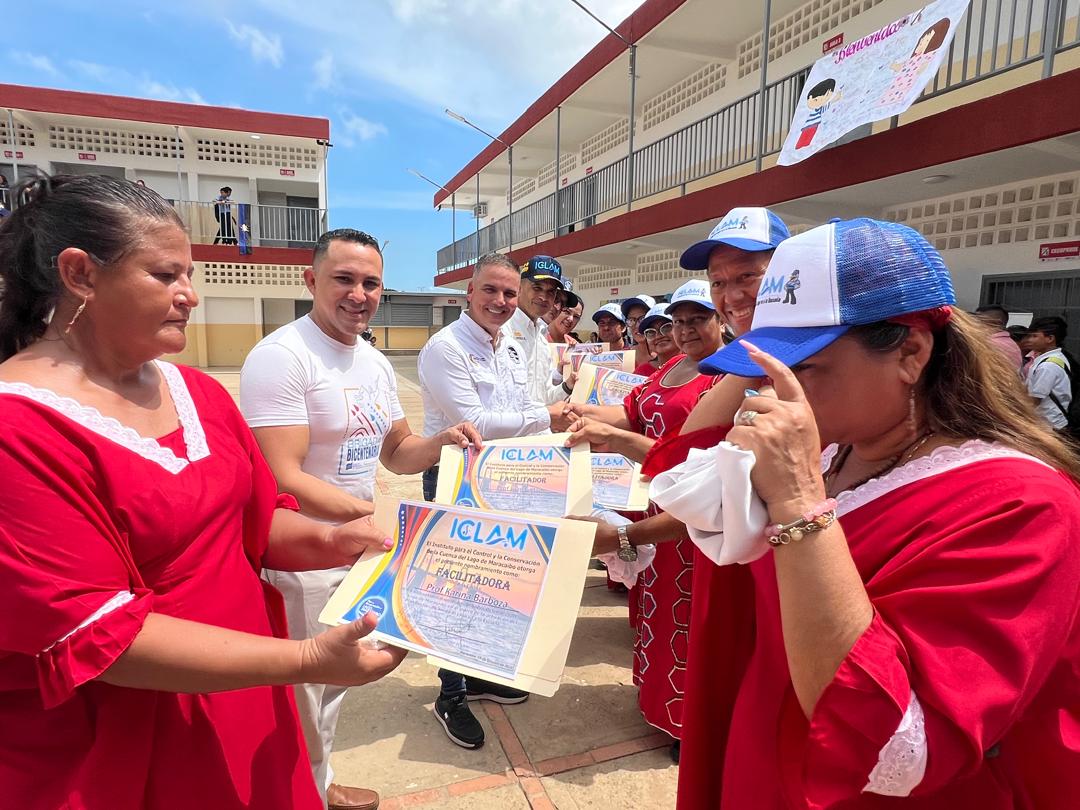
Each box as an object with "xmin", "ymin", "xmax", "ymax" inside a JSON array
[
  {"xmin": 192, "ymin": 244, "xmax": 313, "ymax": 266},
  {"xmin": 434, "ymin": 0, "xmax": 687, "ymax": 206},
  {"xmin": 433, "ymin": 67, "xmax": 1080, "ymax": 286},
  {"xmin": 0, "ymin": 83, "xmax": 329, "ymax": 140}
]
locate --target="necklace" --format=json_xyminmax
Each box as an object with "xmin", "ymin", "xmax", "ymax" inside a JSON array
[{"xmin": 825, "ymin": 430, "xmax": 936, "ymax": 498}]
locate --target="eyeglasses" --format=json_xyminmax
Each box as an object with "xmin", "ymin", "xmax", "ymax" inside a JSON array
[{"xmin": 643, "ymin": 322, "xmax": 674, "ymax": 339}]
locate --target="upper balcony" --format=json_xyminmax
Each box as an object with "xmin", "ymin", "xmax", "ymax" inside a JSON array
[
  {"xmin": 434, "ymin": 0, "xmax": 1080, "ymax": 277},
  {"xmin": 171, "ymin": 201, "xmax": 328, "ymax": 248}
]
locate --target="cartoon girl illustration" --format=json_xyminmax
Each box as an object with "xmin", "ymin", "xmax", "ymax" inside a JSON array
[{"xmin": 880, "ymin": 18, "xmax": 952, "ymax": 106}]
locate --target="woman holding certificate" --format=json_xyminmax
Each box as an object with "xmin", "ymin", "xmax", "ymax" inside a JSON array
[
  {"xmin": 658, "ymin": 219, "xmax": 1080, "ymax": 809},
  {"xmin": 0, "ymin": 175, "xmax": 406, "ymax": 810},
  {"xmin": 566, "ymin": 279, "xmax": 725, "ymax": 757}
]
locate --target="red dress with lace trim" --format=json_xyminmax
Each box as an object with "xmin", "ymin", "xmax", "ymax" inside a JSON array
[
  {"xmin": 622, "ymin": 355, "xmax": 719, "ymax": 739},
  {"xmin": 0, "ymin": 364, "xmax": 322, "ymax": 810},
  {"xmin": 651, "ymin": 436, "xmax": 1080, "ymax": 809}
]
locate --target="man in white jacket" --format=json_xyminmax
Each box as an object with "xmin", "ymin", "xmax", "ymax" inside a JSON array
[
  {"xmin": 417, "ymin": 252, "xmax": 567, "ymax": 749},
  {"xmin": 505, "ymin": 255, "xmax": 568, "ymax": 405}
]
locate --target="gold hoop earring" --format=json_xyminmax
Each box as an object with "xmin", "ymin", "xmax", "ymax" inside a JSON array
[{"xmin": 64, "ymin": 298, "xmax": 88, "ymax": 335}]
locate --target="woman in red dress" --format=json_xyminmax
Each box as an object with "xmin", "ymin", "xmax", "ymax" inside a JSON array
[
  {"xmin": 566, "ymin": 280, "xmax": 724, "ymax": 757},
  {"xmin": 657, "ymin": 219, "xmax": 1080, "ymax": 808},
  {"xmin": 0, "ymin": 175, "xmax": 409, "ymax": 809}
]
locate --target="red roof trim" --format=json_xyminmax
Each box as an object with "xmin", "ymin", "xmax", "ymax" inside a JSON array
[
  {"xmin": 434, "ymin": 68, "xmax": 1080, "ymax": 285},
  {"xmin": 0, "ymin": 83, "xmax": 329, "ymax": 140},
  {"xmin": 192, "ymin": 245, "xmax": 313, "ymax": 266},
  {"xmin": 434, "ymin": 0, "xmax": 688, "ymax": 206}
]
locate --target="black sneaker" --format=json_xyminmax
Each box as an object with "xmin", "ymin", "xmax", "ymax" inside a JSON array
[
  {"xmin": 465, "ymin": 677, "xmax": 530, "ymax": 705},
  {"xmin": 433, "ymin": 693, "xmax": 485, "ymax": 749}
]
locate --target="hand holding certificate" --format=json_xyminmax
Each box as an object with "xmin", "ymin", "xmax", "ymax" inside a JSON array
[{"xmin": 320, "ymin": 497, "xmax": 596, "ymax": 695}]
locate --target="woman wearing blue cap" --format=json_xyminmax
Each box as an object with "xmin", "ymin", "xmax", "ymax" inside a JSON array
[
  {"xmin": 566, "ymin": 279, "xmax": 726, "ymax": 759},
  {"xmin": 651, "ymin": 219, "xmax": 1080, "ymax": 809}
]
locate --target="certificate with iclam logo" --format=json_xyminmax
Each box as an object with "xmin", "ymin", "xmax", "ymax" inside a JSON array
[
  {"xmin": 591, "ymin": 453, "xmax": 649, "ymax": 511},
  {"xmin": 321, "ymin": 497, "xmax": 596, "ymax": 694},
  {"xmin": 434, "ymin": 434, "xmax": 593, "ymax": 518},
  {"xmin": 570, "ymin": 363, "xmax": 648, "ymax": 407}
]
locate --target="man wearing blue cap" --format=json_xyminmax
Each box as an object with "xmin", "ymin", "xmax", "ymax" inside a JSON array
[
  {"xmin": 678, "ymin": 206, "xmax": 790, "ymax": 338},
  {"xmin": 507, "ymin": 255, "xmax": 570, "ymax": 406}
]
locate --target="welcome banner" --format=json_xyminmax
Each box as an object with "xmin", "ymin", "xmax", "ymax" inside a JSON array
[{"xmin": 778, "ymin": 0, "xmax": 970, "ymax": 166}]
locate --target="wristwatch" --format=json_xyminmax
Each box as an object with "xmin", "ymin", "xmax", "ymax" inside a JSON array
[{"xmin": 616, "ymin": 524, "xmax": 638, "ymax": 562}]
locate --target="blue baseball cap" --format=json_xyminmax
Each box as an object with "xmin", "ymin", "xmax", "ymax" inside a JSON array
[
  {"xmin": 665, "ymin": 279, "xmax": 716, "ymax": 314},
  {"xmin": 639, "ymin": 304, "xmax": 672, "ymax": 332},
  {"xmin": 621, "ymin": 294, "xmax": 656, "ymax": 318},
  {"xmin": 521, "ymin": 255, "xmax": 565, "ymax": 289},
  {"xmin": 680, "ymin": 207, "xmax": 790, "ymax": 270},
  {"xmin": 699, "ymin": 218, "xmax": 956, "ymax": 377}
]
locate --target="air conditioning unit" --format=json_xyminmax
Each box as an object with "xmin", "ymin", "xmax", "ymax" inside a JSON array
[{"xmin": 473, "ymin": 202, "xmax": 488, "ymax": 218}]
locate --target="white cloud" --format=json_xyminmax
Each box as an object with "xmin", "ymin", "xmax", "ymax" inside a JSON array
[
  {"xmin": 206, "ymin": 0, "xmax": 642, "ymax": 129},
  {"xmin": 68, "ymin": 60, "xmax": 207, "ymax": 105},
  {"xmin": 10, "ymin": 50, "xmax": 62, "ymax": 78},
  {"xmin": 225, "ymin": 20, "xmax": 284, "ymax": 67},
  {"xmin": 313, "ymin": 51, "xmax": 334, "ymax": 89},
  {"xmin": 336, "ymin": 108, "xmax": 388, "ymax": 147}
]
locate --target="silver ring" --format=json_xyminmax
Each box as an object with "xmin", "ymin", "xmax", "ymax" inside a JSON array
[{"xmin": 738, "ymin": 409, "xmax": 759, "ymax": 426}]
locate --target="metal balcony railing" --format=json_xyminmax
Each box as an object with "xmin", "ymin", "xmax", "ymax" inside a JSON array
[
  {"xmin": 171, "ymin": 201, "xmax": 328, "ymax": 248},
  {"xmin": 437, "ymin": 0, "xmax": 1078, "ymax": 273}
]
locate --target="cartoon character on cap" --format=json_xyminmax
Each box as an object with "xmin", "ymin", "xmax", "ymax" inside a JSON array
[{"xmin": 782, "ymin": 268, "xmax": 800, "ymax": 305}]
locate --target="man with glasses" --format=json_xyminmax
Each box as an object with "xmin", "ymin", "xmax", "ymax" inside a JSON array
[{"xmin": 591, "ymin": 303, "xmax": 628, "ymax": 351}]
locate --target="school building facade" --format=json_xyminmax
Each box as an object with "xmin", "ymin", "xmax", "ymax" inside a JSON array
[
  {"xmin": 429, "ymin": 0, "xmax": 1080, "ymax": 350},
  {"xmin": 1, "ymin": 84, "xmax": 455, "ymax": 367}
]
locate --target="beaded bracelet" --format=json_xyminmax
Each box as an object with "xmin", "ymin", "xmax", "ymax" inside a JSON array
[{"xmin": 766, "ymin": 498, "xmax": 838, "ymax": 547}]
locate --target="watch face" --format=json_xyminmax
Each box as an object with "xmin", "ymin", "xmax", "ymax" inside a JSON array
[{"xmin": 617, "ymin": 545, "xmax": 638, "ymax": 562}]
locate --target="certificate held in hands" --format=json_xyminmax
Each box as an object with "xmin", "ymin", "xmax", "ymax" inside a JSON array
[
  {"xmin": 435, "ymin": 434, "xmax": 593, "ymax": 518},
  {"xmin": 320, "ymin": 497, "xmax": 596, "ymax": 696}
]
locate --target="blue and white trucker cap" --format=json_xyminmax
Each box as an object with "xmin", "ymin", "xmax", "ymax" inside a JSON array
[
  {"xmin": 680, "ymin": 207, "xmax": 790, "ymax": 270},
  {"xmin": 621, "ymin": 294, "xmax": 657, "ymax": 318},
  {"xmin": 639, "ymin": 303, "xmax": 672, "ymax": 332},
  {"xmin": 665, "ymin": 279, "xmax": 716, "ymax": 313},
  {"xmin": 592, "ymin": 302, "xmax": 627, "ymax": 324},
  {"xmin": 699, "ymin": 218, "xmax": 956, "ymax": 377}
]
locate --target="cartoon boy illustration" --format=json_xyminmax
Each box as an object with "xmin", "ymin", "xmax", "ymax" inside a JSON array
[
  {"xmin": 796, "ymin": 79, "xmax": 842, "ymax": 150},
  {"xmin": 880, "ymin": 18, "xmax": 952, "ymax": 106},
  {"xmin": 783, "ymin": 268, "xmax": 800, "ymax": 305}
]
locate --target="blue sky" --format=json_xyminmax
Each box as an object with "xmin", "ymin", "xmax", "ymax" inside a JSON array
[{"xmin": 5, "ymin": 0, "xmax": 641, "ymax": 290}]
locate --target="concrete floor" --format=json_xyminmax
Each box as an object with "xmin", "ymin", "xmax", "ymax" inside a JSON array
[{"xmin": 210, "ymin": 364, "xmax": 679, "ymax": 809}]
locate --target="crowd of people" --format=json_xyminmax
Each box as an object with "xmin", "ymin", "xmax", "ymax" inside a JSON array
[{"xmin": 1, "ymin": 174, "xmax": 1078, "ymax": 810}]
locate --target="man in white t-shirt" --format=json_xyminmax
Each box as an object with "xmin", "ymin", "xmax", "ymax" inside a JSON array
[
  {"xmin": 1021, "ymin": 315, "xmax": 1074, "ymax": 431},
  {"xmin": 240, "ymin": 229, "xmax": 480, "ymax": 810},
  {"xmin": 418, "ymin": 252, "xmax": 565, "ymax": 750}
]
